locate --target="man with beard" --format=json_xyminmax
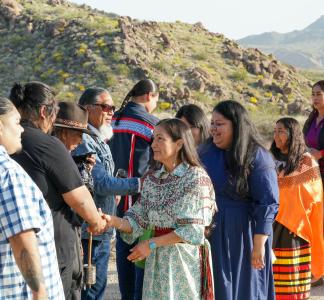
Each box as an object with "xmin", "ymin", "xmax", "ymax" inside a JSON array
[{"xmin": 75, "ymin": 87, "xmax": 140, "ymax": 300}]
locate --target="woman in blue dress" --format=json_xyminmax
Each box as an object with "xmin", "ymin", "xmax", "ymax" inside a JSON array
[{"xmin": 199, "ymin": 100, "xmax": 279, "ymax": 300}]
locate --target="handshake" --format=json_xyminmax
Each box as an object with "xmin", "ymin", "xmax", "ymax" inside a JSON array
[
  {"xmin": 88, "ymin": 211, "xmax": 131, "ymax": 235},
  {"xmin": 87, "ymin": 209, "xmax": 114, "ymax": 235}
]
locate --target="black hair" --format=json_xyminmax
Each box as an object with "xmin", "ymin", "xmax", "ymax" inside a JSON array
[
  {"xmin": 9, "ymin": 81, "xmax": 56, "ymax": 120},
  {"xmin": 213, "ymin": 100, "xmax": 264, "ymax": 196},
  {"xmin": 115, "ymin": 79, "xmax": 158, "ymax": 126},
  {"xmin": 0, "ymin": 97, "xmax": 15, "ymax": 116},
  {"xmin": 151, "ymin": 118, "xmax": 201, "ymax": 170},
  {"xmin": 175, "ymin": 104, "xmax": 210, "ymax": 145},
  {"xmin": 303, "ymin": 80, "xmax": 324, "ymax": 135},
  {"xmin": 270, "ymin": 118, "xmax": 306, "ymax": 175},
  {"xmin": 78, "ymin": 87, "xmax": 108, "ymax": 106}
]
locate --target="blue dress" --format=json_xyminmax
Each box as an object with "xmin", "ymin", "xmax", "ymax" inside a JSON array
[{"xmin": 199, "ymin": 142, "xmax": 279, "ymax": 300}]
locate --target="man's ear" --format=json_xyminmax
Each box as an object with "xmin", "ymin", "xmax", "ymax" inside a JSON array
[{"xmin": 39, "ymin": 106, "xmax": 47, "ymax": 120}]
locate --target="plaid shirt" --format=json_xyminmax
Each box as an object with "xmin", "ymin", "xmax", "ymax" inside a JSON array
[{"xmin": 0, "ymin": 146, "xmax": 64, "ymax": 299}]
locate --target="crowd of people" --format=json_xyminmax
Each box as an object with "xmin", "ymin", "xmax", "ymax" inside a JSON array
[{"xmin": 0, "ymin": 78, "xmax": 323, "ymax": 300}]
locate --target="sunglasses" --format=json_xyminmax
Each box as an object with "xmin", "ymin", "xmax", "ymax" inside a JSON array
[{"xmin": 93, "ymin": 104, "xmax": 116, "ymax": 113}]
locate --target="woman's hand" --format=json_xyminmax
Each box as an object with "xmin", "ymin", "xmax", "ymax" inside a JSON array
[
  {"xmin": 251, "ymin": 234, "xmax": 268, "ymax": 270},
  {"xmin": 310, "ymin": 148, "xmax": 322, "ymax": 160},
  {"xmin": 127, "ymin": 240, "xmax": 151, "ymax": 262},
  {"xmin": 101, "ymin": 213, "xmax": 114, "ymax": 228},
  {"xmin": 251, "ymin": 244, "xmax": 265, "ymax": 270}
]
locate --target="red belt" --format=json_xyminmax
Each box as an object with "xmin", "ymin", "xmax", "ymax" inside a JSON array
[{"xmin": 153, "ymin": 227, "xmax": 174, "ymax": 237}]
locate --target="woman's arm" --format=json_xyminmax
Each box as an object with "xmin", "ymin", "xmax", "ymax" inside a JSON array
[{"xmin": 127, "ymin": 232, "xmax": 183, "ymax": 262}]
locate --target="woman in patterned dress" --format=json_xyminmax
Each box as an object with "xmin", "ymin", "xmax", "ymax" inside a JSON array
[
  {"xmin": 270, "ymin": 117, "xmax": 324, "ymax": 299},
  {"xmin": 104, "ymin": 118, "xmax": 216, "ymax": 300}
]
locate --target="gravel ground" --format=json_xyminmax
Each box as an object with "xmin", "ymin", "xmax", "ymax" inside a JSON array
[{"xmin": 105, "ymin": 242, "xmax": 324, "ymax": 300}]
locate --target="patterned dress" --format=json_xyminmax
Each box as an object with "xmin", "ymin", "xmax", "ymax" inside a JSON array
[{"xmin": 121, "ymin": 163, "xmax": 216, "ymax": 300}]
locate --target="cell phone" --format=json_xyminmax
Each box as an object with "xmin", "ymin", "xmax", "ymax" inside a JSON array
[{"xmin": 116, "ymin": 169, "xmax": 128, "ymax": 178}]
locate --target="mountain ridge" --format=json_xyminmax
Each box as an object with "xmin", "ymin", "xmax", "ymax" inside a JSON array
[
  {"xmin": 0, "ymin": 0, "xmax": 314, "ymax": 117},
  {"xmin": 238, "ymin": 16, "xmax": 324, "ymax": 69}
]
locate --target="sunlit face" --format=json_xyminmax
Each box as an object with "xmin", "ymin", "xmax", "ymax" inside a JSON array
[
  {"xmin": 312, "ymin": 85, "xmax": 324, "ymax": 111},
  {"xmin": 88, "ymin": 92, "xmax": 114, "ymax": 129},
  {"xmin": 210, "ymin": 111, "xmax": 233, "ymax": 150},
  {"xmin": 180, "ymin": 117, "xmax": 201, "ymax": 146},
  {"xmin": 0, "ymin": 108, "xmax": 24, "ymax": 154},
  {"xmin": 145, "ymin": 92, "xmax": 159, "ymax": 113},
  {"xmin": 62, "ymin": 129, "xmax": 83, "ymax": 152},
  {"xmin": 151, "ymin": 125, "xmax": 183, "ymax": 167},
  {"xmin": 273, "ymin": 122, "xmax": 289, "ymax": 153}
]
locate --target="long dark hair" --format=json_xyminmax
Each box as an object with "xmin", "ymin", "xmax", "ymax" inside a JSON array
[
  {"xmin": 175, "ymin": 104, "xmax": 210, "ymax": 145},
  {"xmin": 213, "ymin": 100, "xmax": 264, "ymax": 195},
  {"xmin": 9, "ymin": 81, "xmax": 56, "ymax": 121},
  {"xmin": 78, "ymin": 87, "xmax": 107, "ymax": 106},
  {"xmin": 115, "ymin": 79, "xmax": 158, "ymax": 125},
  {"xmin": 303, "ymin": 80, "xmax": 324, "ymax": 135},
  {"xmin": 151, "ymin": 118, "xmax": 201, "ymax": 170},
  {"xmin": 270, "ymin": 118, "xmax": 306, "ymax": 175}
]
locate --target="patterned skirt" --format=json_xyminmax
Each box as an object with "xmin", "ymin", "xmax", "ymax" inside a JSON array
[{"xmin": 272, "ymin": 221, "xmax": 311, "ymax": 300}]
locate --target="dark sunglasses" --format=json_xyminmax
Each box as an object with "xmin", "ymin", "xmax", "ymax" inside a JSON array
[{"xmin": 93, "ymin": 104, "xmax": 116, "ymax": 113}]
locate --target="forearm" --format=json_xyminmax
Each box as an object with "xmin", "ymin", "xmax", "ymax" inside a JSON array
[
  {"xmin": 9, "ymin": 230, "xmax": 47, "ymax": 299},
  {"xmin": 111, "ymin": 216, "xmax": 133, "ymax": 233},
  {"xmin": 63, "ymin": 185, "xmax": 101, "ymax": 227},
  {"xmin": 151, "ymin": 232, "xmax": 183, "ymax": 248},
  {"xmin": 253, "ymin": 234, "xmax": 268, "ymax": 248}
]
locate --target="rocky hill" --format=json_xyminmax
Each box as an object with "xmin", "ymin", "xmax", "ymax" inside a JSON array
[
  {"xmin": 238, "ymin": 16, "xmax": 324, "ymax": 69},
  {"xmin": 0, "ymin": 0, "xmax": 314, "ymax": 116}
]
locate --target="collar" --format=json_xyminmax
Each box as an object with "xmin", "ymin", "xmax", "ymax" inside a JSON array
[
  {"xmin": 127, "ymin": 101, "xmax": 148, "ymax": 113},
  {"xmin": 0, "ymin": 145, "xmax": 8, "ymax": 156},
  {"xmin": 87, "ymin": 124, "xmax": 103, "ymax": 140},
  {"xmin": 155, "ymin": 162, "xmax": 190, "ymax": 179}
]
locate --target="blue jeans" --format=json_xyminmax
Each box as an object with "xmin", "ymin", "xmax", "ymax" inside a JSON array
[
  {"xmin": 116, "ymin": 232, "xmax": 144, "ymax": 300},
  {"xmin": 81, "ymin": 239, "xmax": 110, "ymax": 300}
]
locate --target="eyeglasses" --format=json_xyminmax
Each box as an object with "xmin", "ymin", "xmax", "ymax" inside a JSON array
[{"xmin": 93, "ymin": 104, "xmax": 116, "ymax": 113}]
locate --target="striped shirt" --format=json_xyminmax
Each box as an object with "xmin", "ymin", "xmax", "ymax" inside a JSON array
[{"xmin": 0, "ymin": 146, "xmax": 64, "ymax": 299}]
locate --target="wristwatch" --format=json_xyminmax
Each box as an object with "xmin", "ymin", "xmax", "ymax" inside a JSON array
[{"xmin": 148, "ymin": 239, "xmax": 157, "ymax": 250}]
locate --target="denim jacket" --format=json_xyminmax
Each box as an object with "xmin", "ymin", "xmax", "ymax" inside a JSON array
[{"xmin": 73, "ymin": 124, "xmax": 139, "ymax": 241}]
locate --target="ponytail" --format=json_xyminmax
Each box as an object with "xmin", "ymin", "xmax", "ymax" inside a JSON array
[{"xmin": 115, "ymin": 79, "xmax": 158, "ymax": 126}]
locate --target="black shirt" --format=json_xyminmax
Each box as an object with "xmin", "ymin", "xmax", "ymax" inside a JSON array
[{"xmin": 12, "ymin": 122, "xmax": 83, "ymax": 267}]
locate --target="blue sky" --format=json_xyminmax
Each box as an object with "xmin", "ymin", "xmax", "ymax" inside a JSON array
[{"xmin": 71, "ymin": 0, "xmax": 323, "ymax": 39}]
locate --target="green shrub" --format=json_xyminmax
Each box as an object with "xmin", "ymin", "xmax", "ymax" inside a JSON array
[{"xmin": 231, "ymin": 68, "xmax": 248, "ymax": 82}]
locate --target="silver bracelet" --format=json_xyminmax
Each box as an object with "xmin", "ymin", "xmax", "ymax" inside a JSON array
[{"xmin": 117, "ymin": 219, "xmax": 124, "ymax": 231}]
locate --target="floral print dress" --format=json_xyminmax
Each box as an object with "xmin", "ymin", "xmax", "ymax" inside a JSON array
[{"xmin": 121, "ymin": 163, "xmax": 216, "ymax": 300}]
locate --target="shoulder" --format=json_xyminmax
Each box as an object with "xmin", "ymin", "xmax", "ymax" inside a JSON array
[
  {"xmin": 299, "ymin": 152, "xmax": 320, "ymax": 170},
  {"xmin": 252, "ymin": 147, "xmax": 275, "ymax": 171},
  {"xmin": 198, "ymin": 139, "xmax": 219, "ymax": 156}
]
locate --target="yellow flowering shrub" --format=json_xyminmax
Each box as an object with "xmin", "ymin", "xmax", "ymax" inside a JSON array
[
  {"xmin": 249, "ymin": 97, "xmax": 258, "ymax": 104},
  {"xmin": 159, "ymin": 102, "xmax": 172, "ymax": 110}
]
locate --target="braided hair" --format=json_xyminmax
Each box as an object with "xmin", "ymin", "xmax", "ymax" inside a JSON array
[
  {"xmin": 9, "ymin": 81, "xmax": 56, "ymax": 121},
  {"xmin": 115, "ymin": 79, "xmax": 158, "ymax": 126}
]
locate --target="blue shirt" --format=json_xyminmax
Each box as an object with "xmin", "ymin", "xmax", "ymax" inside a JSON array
[
  {"xmin": 74, "ymin": 125, "xmax": 139, "ymax": 241},
  {"xmin": 0, "ymin": 146, "xmax": 64, "ymax": 299}
]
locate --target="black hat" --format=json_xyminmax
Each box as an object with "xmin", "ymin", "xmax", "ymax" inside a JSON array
[{"xmin": 54, "ymin": 102, "xmax": 92, "ymax": 135}]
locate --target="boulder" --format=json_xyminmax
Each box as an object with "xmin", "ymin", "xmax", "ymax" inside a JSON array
[
  {"xmin": 160, "ymin": 32, "xmax": 171, "ymax": 48},
  {"xmin": 44, "ymin": 19, "xmax": 67, "ymax": 38},
  {"xmin": 245, "ymin": 61, "xmax": 261, "ymax": 75},
  {"xmin": 225, "ymin": 45, "xmax": 243, "ymax": 61},
  {"xmin": 273, "ymin": 69, "xmax": 287, "ymax": 81},
  {"xmin": 0, "ymin": 0, "xmax": 23, "ymax": 28},
  {"xmin": 47, "ymin": 0, "xmax": 66, "ymax": 5},
  {"xmin": 287, "ymin": 99, "xmax": 303, "ymax": 115},
  {"xmin": 267, "ymin": 60, "xmax": 279, "ymax": 74}
]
